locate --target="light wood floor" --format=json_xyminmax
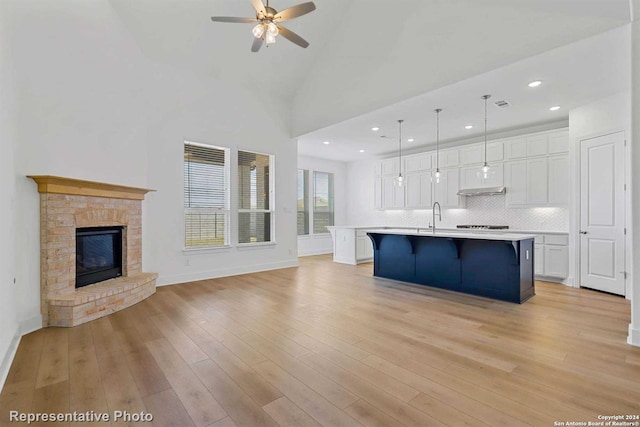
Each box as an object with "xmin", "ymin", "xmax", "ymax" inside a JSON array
[{"xmin": 2, "ymin": 255, "xmax": 639, "ymax": 427}]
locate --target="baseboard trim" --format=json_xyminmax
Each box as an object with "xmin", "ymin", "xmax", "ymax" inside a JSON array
[
  {"xmin": 156, "ymin": 259, "xmax": 299, "ymax": 287},
  {"xmin": 20, "ymin": 315, "xmax": 43, "ymax": 335},
  {"xmin": 298, "ymin": 249, "xmax": 332, "ymax": 257},
  {"xmin": 629, "ymin": 324, "xmax": 640, "ymax": 347},
  {"xmin": 0, "ymin": 328, "xmax": 21, "ymax": 394}
]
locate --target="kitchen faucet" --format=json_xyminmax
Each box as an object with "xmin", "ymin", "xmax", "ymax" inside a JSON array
[{"xmin": 432, "ymin": 201, "xmax": 442, "ymax": 234}]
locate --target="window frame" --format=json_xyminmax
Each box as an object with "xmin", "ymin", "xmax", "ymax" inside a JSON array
[
  {"xmin": 312, "ymin": 170, "xmax": 335, "ymax": 235},
  {"xmin": 236, "ymin": 149, "xmax": 276, "ymax": 246},
  {"xmin": 183, "ymin": 140, "xmax": 231, "ymax": 251},
  {"xmin": 297, "ymin": 169, "xmax": 310, "ymax": 236}
]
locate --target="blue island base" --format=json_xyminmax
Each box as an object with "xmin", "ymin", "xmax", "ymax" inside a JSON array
[{"xmin": 367, "ymin": 233, "xmax": 535, "ymax": 304}]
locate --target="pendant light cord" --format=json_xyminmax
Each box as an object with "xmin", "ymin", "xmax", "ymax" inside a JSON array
[
  {"xmin": 482, "ymin": 95, "xmax": 491, "ymax": 166},
  {"xmin": 434, "ymin": 109, "xmax": 442, "ymax": 170},
  {"xmin": 398, "ymin": 120, "xmax": 403, "ymax": 175}
]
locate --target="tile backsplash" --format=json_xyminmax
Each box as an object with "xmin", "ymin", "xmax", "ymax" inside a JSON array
[{"xmin": 348, "ymin": 194, "xmax": 569, "ymax": 232}]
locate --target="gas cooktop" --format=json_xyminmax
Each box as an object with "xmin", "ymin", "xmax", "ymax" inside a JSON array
[{"xmin": 456, "ymin": 225, "xmax": 509, "ymax": 230}]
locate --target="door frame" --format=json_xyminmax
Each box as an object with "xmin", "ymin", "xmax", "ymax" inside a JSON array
[{"xmin": 574, "ymin": 129, "xmax": 630, "ymax": 298}]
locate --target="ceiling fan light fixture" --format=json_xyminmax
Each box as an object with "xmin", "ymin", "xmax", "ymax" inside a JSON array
[
  {"xmin": 265, "ymin": 32, "xmax": 277, "ymax": 45},
  {"xmin": 252, "ymin": 23, "xmax": 265, "ymax": 39},
  {"xmin": 267, "ymin": 22, "xmax": 279, "ymax": 36}
]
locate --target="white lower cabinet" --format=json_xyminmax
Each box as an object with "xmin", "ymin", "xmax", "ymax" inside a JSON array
[
  {"xmin": 406, "ymin": 172, "xmax": 433, "ymax": 209},
  {"xmin": 329, "ymin": 227, "xmax": 374, "ymax": 265},
  {"xmin": 356, "ymin": 234, "xmax": 373, "ymax": 260},
  {"xmin": 532, "ymin": 233, "xmax": 569, "ymax": 280},
  {"xmin": 544, "ymin": 245, "xmax": 569, "ymax": 278},
  {"xmin": 534, "ymin": 244, "xmax": 545, "ymax": 276}
]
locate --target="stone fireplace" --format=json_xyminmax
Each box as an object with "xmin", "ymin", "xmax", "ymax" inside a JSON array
[{"xmin": 29, "ymin": 176, "xmax": 157, "ymax": 327}]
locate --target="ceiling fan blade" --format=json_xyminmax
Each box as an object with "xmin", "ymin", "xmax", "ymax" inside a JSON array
[
  {"xmin": 211, "ymin": 16, "xmax": 257, "ymax": 23},
  {"xmin": 251, "ymin": 37, "xmax": 264, "ymax": 52},
  {"xmin": 274, "ymin": 2, "xmax": 316, "ymax": 22},
  {"xmin": 250, "ymin": 0, "xmax": 266, "ymax": 16},
  {"xmin": 277, "ymin": 25, "xmax": 310, "ymax": 48}
]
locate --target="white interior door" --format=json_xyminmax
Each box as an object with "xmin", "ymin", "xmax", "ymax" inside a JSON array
[{"xmin": 580, "ymin": 132, "xmax": 625, "ymax": 296}]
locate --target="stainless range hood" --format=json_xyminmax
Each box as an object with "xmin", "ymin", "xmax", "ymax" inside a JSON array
[{"xmin": 457, "ymin": 186, "xmax": 506, "ymax": 196}]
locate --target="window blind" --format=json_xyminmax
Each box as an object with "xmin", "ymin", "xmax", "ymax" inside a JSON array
[
  {"xmin": 238, "ymin": 150, "xmax": 273, "ymax": 244},
  {"xmin": 184, "ymin": 142, "xmax": 229, "ymax": 248},
  {"xmin": 313, "ymin": 171, "xmax": 334, "ymax": 234}
]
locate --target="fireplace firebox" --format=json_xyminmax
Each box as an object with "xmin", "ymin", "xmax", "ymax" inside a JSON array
[{"xmin": 75, "ymin": 226, "xmax": 123, "ymax": 288}]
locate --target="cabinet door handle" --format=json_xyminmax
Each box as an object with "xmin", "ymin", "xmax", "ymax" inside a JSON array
[{"xmin": 580, "ymin": 231, "xmax": 588, "ymax": 235}]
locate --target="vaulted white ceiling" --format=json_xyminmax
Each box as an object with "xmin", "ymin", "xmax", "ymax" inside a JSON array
[{"xmin": 109, "ymin": 0, "xmax": 631, "ymax": 140}]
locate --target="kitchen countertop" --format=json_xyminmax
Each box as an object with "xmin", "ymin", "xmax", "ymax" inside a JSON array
[
  {"xmin": 326, "ymin": 225, "xmax": 568, "ymax": 235},
  {"xmin": 365, "ymin": 228, "xmax": 536, "ymax": 242}
]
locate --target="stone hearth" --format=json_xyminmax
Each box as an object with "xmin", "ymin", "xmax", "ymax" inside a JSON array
[{"xmin": 29, "ymin": 176, "xmax": 157, "ymax": 327}]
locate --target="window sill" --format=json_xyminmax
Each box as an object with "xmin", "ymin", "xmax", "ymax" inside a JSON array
[
  {"xmin": 183, "ymin": 245, "xmax": 232, "ymax": 255},
  {"xmin": 237, "ymin": 242, "xmax": 277, "ymax": 251}
]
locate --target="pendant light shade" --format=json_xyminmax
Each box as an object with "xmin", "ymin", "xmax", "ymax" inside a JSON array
[
  {"xmin": 395, "ymin": 119, "xmax": 405, "ymax": 187},
  {"xmin": 433, "ymin": 109, "xmax": 442, "ymax": 183},
  {"xmin": 482, "ymin": 95, "xmax": 491, "ymax": 178}
]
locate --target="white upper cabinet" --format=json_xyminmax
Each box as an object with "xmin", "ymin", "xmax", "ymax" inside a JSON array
[
  {"xmin": 440, "ymin": 149, "xmax": 460, "ymax": 168},
  {"xmin": 460, "ymin": 146, "xmax": 483, "ymax": 165},
  {"xmin": 526, "ymin": 157, "xmax": 548, "ymax": 204},
  {"xmin": 486, "ymin": 142, "xmax": 504, "ymax": 162},
  {"xmin": 374, "ymin": 128, "xmax": 568, "ymax": 210},
  {"xmin": 382, "ymin": 176, "xmax": 405, "ymax": 209},
  {"xmin": 404, "ymin": 153, "xmax": 432, "ymax": 173},
  {"xmin": 548, "ymin": 131, "xmax": 569, "ymax": 154},
  {"xmin": 548, "ymin": 154, "xmax": 569, "ymax": 204},
  {"xmin": 381, "ymin": 158, "xmax": 399, "ymax": 175},
  {"xmin": 506, "ymin": 138, "xmax": 528, "ymax": 159},
  {"xmin": 406, "ymin": 172, "xmax": 433, "ymax": 209},
  {"xmin": 461, "ymin": 163, "xmax": 504, "ymax": 189},
  {"xmin": 505, "ymin": 160, "xmax": 528, "ymax": 206},
  {"xmin": 462, "ymin": 142, "xmax": 503, "ymax": 164},
  {"xmin": 433, "ymin": 168, "xmax": 465, "ymax": 208},
  {"xmin": 527, "ymin": 135, "xmax": 548, "ymax": 157}
]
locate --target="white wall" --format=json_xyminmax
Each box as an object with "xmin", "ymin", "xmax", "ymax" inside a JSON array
[
  {"xmin": 0, "ymin": 2, "xmax": 20, "ymax": 389},
  {"xmin": 147, "ymin": 93, "xmax": 297, "ymax": 286},
  {"xmin": 569, "ymin": 92, "xmax": 632, "ymax": 297},
  {"xmin": 6, "ymin": 0, "xmax": 297, "ymax": 330},
  {"xmin": 297, "ymin": 155, "xmax": 348, "ymax": 256}
]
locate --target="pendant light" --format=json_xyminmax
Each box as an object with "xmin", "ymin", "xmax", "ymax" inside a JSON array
[
  {"xmin": 482, "ymin": 94, "xmax": 491, "ymax": 179},
  {"xmin": 395, "ymin": 119, "xmax": 405, "ymax": 187},
  {"xmin": 433, "ymin": 109, "xmax": 442, "ymax": 183}
]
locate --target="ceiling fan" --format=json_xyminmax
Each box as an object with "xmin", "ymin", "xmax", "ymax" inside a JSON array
[{"xmin": 211, "ymin": 0, "xmax": 316, "ymax": 52}]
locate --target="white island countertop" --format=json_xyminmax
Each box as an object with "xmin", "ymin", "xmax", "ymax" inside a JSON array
[
  {"xmin": 326, "ymin": 225, "xmax": 567, "ymax": 235},
  {"xmin": 365, "ymin": 228, "xmax": 536, "ymax": 242}
]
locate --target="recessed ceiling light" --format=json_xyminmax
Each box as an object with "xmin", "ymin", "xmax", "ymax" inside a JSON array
[
  {"xmin": 407, "ymin": 138, "xmax": 414, "ymax": 142},
  {"xmin": 359, "ymin": 149, "xmax": 365, "ymax": 153},
  {"xmin": 528, "ymin": 80, "xmax": 542, "ymax": 88},
  {"xmin": 549, "ymin": 106, "xmax": 561, "ymax": 111},
  {"xmin": 465, "ymin": 125, "xmax": 473, "ymax": 130},
  {"xmin": 371, "ymin": 127, "xmax": 380, "ymax": 132},
  {"xmin": 322, "ymin": 141, "xmax": 331, "ymax": 145}
]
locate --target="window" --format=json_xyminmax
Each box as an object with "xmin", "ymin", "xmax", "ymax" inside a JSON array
[
  {"xmin": 184, "ymin": 142, "xmax": 230, "ymax": 248},
  {"xmin": 297, "ymin": 169, "xmax": 309, "ymax": 235},
  {"xmin": 313, "ymin": 171, "xmax": 334, "ymax": 234},
  {"xmin": 238, "ymin": 150, "xmax": 274, "ymax": 244}
]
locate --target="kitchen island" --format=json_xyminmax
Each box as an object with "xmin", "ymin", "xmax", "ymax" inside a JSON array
[{"xmin": 367, "ymin": 229, "xmax": 536, "ymax": 303}]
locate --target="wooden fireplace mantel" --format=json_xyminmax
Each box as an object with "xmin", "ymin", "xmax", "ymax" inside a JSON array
[{"xmin": 28, "ymin": 175, "xmax": 155, "ymax": 200}]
